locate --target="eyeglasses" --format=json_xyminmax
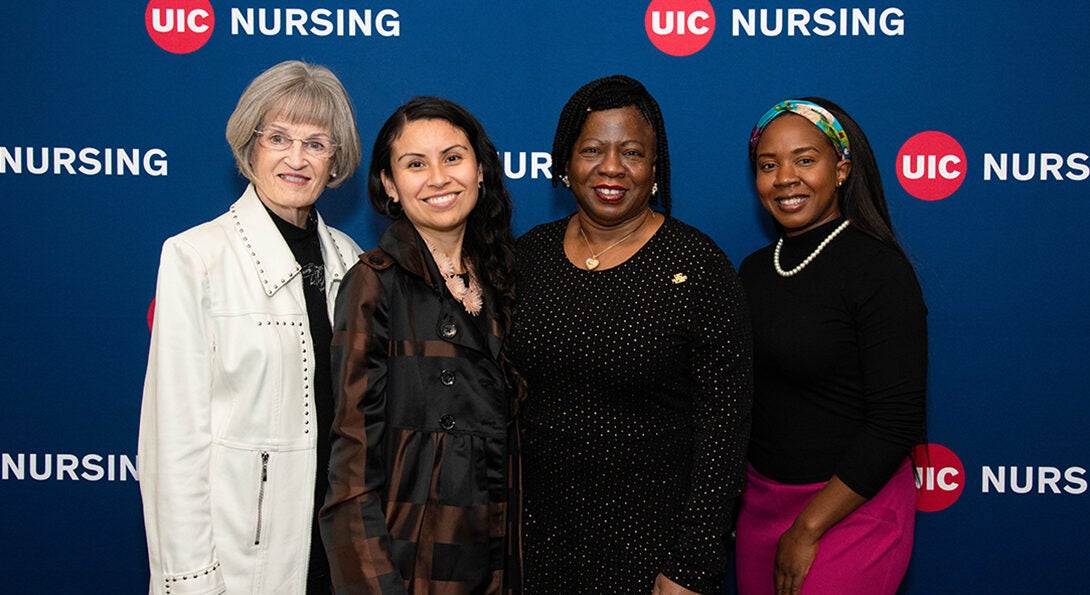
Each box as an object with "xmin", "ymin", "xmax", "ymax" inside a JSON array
[{"xmin": 253, "ymin": 129, "xmax": 338, "ymax": 158}]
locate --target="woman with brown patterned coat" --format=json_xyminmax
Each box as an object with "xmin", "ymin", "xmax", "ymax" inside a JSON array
[{"xmin": 320, "ymin": 96, "xmax": 519, "ymax": 594}]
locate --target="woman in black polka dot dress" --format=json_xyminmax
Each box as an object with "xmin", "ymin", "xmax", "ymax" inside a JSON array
[{"xmin": 508, "ymin": 75, "xmax": 753, "ymax": 595}]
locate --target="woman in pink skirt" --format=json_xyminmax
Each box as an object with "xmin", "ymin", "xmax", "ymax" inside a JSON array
[{"xmin": 736, "ymin": 98, "xmax": 927, "ymax": 594}]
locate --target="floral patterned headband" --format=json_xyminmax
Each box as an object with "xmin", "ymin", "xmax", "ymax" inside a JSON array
[{"xmin": 749, "ymin": 99, "xmax": 851, "ymax": 161}]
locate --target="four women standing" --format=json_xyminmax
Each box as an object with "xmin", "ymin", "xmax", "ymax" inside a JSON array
[{"xmin": 140, "ymin": 63, "xmax": 925, "ymax": 594}]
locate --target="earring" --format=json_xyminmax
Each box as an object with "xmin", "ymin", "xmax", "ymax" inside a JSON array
[
  {"xmin": 330, "ymin": 172, "xmax": 337, "ymax": 179},
  {"xmin": 561, "ymin": 175, "xmax": 570, "ymax": 188},
  {"xmin": 478, "ymin": 182, "xmax": 487, "ymax": 202},
  {"xmin": 384, "ymin": 197, "xmax": 402, "ymax": 218},
  {"xmin": 651, "ymin": 182, "xmax": 659, "ymax": 195}
]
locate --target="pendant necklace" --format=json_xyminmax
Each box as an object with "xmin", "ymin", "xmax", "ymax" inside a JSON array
[
  {"xmin": 423, "ymin": 240, "xmax": 483, "ymax": 315},
  {"xmin": 773, "ymin": 219, "xmax": 851, "ymax": 277},
  {"xmin": 578, "ymin": 211, "xmax": 655, "ymax": 270}
]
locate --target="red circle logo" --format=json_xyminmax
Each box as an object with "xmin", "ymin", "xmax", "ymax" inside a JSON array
[
  {"xmin": 913, "ymin": 443, "xmax": 965, "ymax": 512},
  {"xmin": 645, "ymin": 0, "xmax": 716, "ymax": 57},
  {"xmin": 145, "ymin": 0, "xmax": 215, "ymax": 55},
  {"xmin": 896, "ymin": 131, "xmax": 967, "ymax": 201}
]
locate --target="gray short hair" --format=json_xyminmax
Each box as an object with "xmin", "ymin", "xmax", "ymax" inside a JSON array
[{"xmin": 226, "ymin": 60, "xmax": 361, "ymax": 188}]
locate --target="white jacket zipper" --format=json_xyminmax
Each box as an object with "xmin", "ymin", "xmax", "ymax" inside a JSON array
[{"xmin": 254, "ymin": 451, "xmax": 269, "ymax": 545}]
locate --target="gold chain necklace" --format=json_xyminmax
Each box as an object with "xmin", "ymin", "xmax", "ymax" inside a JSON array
[{"xmin": 577, "ymin": 211, "xmax": 655, "ymax": 270}]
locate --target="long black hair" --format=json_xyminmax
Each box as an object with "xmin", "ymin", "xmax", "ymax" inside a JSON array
[
  {"xmin": 551, "ymin": 75, "xmax": 673, "ymax": 216},
  {"xmin": 751, "ymin": 96, "xmax": 903, "ymax": 253},
  {"xmin": 368, "ymin": 96, "xmax": 518, "ymax": 341}
]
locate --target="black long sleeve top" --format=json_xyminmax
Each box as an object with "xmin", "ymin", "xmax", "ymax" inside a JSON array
[
  {"xmin": 511, "ymin": 216, "xmax": 753, "ymax": 594},
  {"xmin": 738, "ymin": 218, "xmax": 927, "ymax": 498}
]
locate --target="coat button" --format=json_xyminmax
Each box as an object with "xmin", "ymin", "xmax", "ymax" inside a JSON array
[
  {"xmin": 368, "ymin": 254, "xmax": 383, "ymax": 265},
  {"xmin": 440, "ymin": 369, "xmax": 456, "ymax": 386},
  {"xmin": 440, "ymin": 322, "xmax": 457, "ymax": 338},
  {"xmin": 439, "ymin": 415, "xmax": 456, "ymax": 431}
]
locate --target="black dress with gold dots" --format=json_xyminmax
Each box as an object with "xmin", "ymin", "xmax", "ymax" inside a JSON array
[{"xmin": 509, "ymin": 216, "xmax": 753, "ymax": 594}]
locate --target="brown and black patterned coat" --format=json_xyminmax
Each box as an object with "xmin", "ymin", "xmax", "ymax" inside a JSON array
[{"xmin": 320, "ymin": 218, "xmax": 509, "ymax": 594}]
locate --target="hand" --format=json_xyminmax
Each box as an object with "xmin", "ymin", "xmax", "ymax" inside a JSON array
[
  {"xmin": 652, "ymin": 573, "xmax": 701, "ymax": 595},
  {"xmin": 774, "ymin": 524, "xmax": 820, "ymax": 595}
]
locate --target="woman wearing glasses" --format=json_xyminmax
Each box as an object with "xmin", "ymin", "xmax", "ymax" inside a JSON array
[{"xmin": 138, "ymin": 60, "xmax": 363, "ymax": 594}]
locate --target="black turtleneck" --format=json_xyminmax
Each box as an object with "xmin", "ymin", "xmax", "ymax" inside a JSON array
[
  {"xmin": 738, "ymin": 217, "xmax": 927, "ymax": 499},
  {"xmin": 266, "ymin": 206, "xmax": 334, "ymax": 593}
]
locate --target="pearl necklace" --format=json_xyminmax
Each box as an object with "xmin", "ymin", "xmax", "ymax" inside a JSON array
[
  {"xmin": 773, "ymin": 219, "xmax": 851, "ymax": 277},
  {"xmin": 578, "ymin": 211, "xmax": 655, "ymax": 270}
]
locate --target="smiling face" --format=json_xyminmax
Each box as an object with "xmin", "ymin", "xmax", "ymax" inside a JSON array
[
  {"xmin": 381, "ymin": 118, "xmax": 482, "ymax": 242},
  {"xmin": 754, "ymin": 113, "xmax": 852, "ymax": 237},
  {"xmin": 566, "ymin": 106, "xmax": 657, "ymax": 228},
  {"xmin": 250, "ymin": 116, "xmax": 335, "ymax": 227}
]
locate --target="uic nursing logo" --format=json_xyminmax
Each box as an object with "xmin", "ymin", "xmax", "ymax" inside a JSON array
[
  {"xmin": 897, "ymin": 131, "xmax": 1089, "ymax": 200},
  {"xmin": 645, "ymin": 0, "xmax": 715, "ymax": 57},
  {"xmin": 913, "ymin": 443, "xmax": 964, "ymax": 512},
  {"xmin": 146, "ymin": 0, "xmax": 215, "ymax": 54},
  {"xmin": 146, "ymin": 2, "xmax": 401, "ymax": 53},
  {"xmin": 896, "ymin": 131, "xmax": 966, "ymax": 201},
  {"xmin": 913, "ymin": 442, "xmax": 1087, "ymax": 512}
]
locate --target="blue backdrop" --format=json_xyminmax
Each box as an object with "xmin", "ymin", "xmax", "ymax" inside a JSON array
[{"xmin": 2, "ymin": 1, "xmax": 1088, "ymax": 592}]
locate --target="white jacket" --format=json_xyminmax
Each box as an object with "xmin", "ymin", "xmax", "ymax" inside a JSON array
[{"xmin": 138, "ymin": 185, "xmax": 362, "ymax": 594}]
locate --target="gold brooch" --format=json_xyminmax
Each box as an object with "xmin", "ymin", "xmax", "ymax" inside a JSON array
[{"xmin": 671, "ymin": 273, "xmax": 688, "ymax": 284}]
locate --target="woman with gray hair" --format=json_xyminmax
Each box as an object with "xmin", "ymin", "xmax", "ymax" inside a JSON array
[{"xmin": 138, "ymin": 60, "xmax": 363, "ymax": 594}]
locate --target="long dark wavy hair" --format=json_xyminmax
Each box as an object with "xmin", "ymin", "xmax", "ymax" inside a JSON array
[
  {"xmin": 551, "ymin": 75, "xmax": 673, "ymax": 216},
  {"xmin": 750, "ymin": 96, "xmax": 904, "ymax": 254},
  {"xmin": 367, "ymin": 96, "xmax": 522, "ymax": 394}
]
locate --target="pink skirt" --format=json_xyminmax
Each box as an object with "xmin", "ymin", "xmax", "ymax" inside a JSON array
[{"xmin": 735, "ymin": 460, "xmax": 916, "ymax": 595}]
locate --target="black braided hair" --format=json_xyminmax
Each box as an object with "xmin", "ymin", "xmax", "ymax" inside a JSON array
[{"xmin": 551, "ymin": 75, "xmax": 672, "ymax": 216}]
